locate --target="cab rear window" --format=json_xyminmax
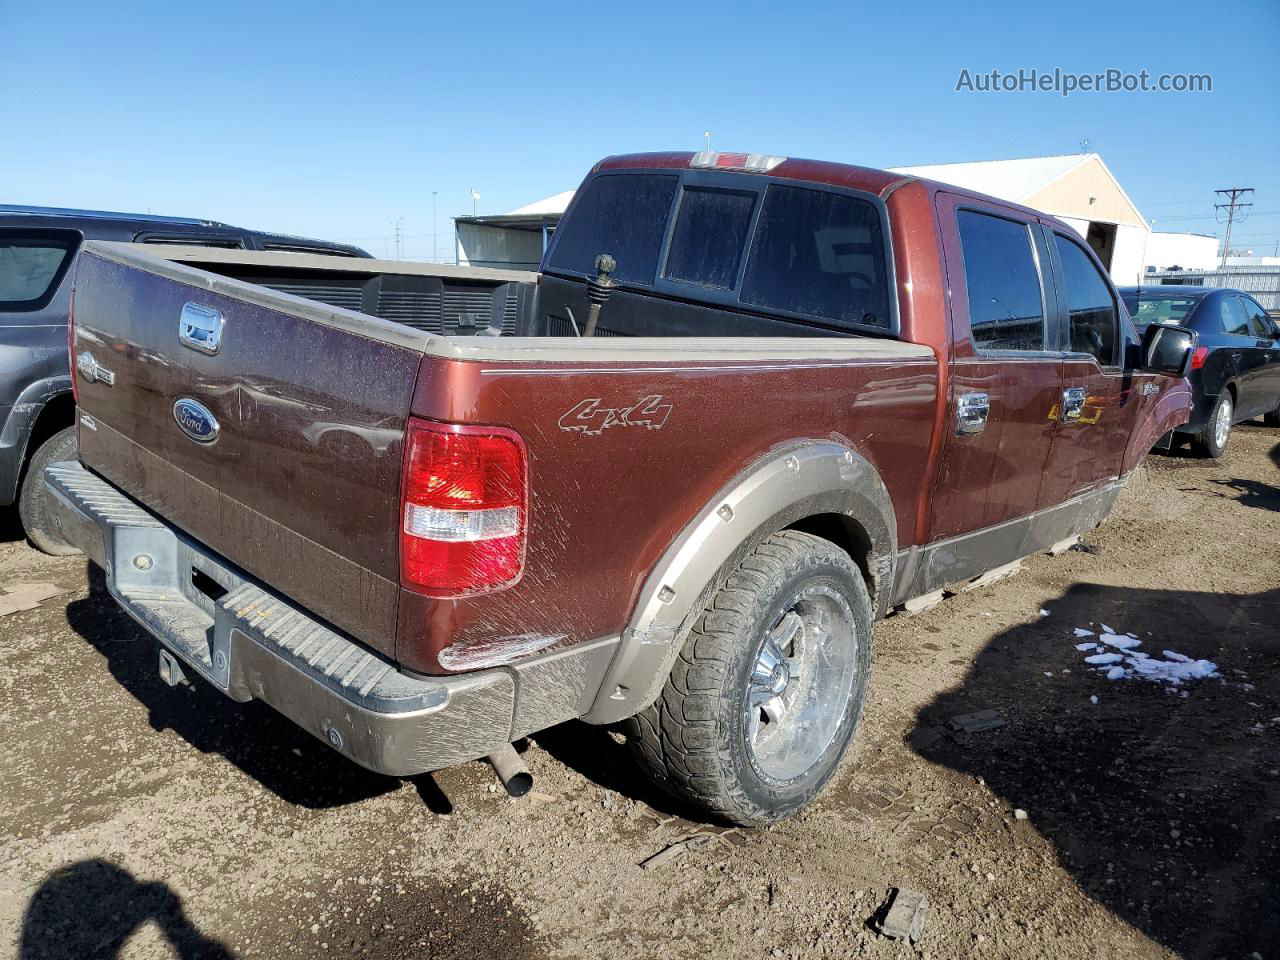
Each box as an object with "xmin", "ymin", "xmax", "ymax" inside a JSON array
[
  {"xmin": 0, "ymin": 236, "xmax": 75, "ymax": 309},
  {"xmin": 547, "ymin": 172, "xmax": 893, "ymax": 333},
  {"xmin": 547, "ymin": 174, "xmax": 677, "ymax": 285},
  {"xmin": 663, "ymin": 188, "xmax": 755, "ymax": 290},
  {"xmin": 741, "ymin": 185, "xmax": 890, "ymax": 329}
]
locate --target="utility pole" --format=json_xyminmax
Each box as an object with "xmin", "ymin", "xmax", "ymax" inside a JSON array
[
  {"xmin": 1215, "ymin": 187, "xmax": 1254, "ymax": 268},
  {"xmin": 470, "ymin": 188, "xmax": 480, "ymax": 216},
  {"xmin": 432, "ymin": 191, "xmax": 438, "ymax": 263},
  {"xmin": 393, "ymin": 218, "xmax": 404, "ymax": 259}
]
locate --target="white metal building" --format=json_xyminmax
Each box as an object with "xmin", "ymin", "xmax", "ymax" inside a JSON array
[
  {"xmin": 1143, "ymin": 232, "xmax": 1219, "ymax": 272},
  {"xmin": 454, "ymin": 191, "xmax": 573, "ymax": 270}
]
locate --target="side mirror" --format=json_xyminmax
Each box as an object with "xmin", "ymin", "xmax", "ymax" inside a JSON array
[{"xmin": 1139, "ymin": 323, "xmax": 1197, "ymax": 378}]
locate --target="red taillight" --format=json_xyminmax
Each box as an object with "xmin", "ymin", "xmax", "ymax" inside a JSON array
[
  {"xmin": 399, "ymin": 419, "xmax": 527, "ymax": 597},
  {"xmin": 68, "ymin": 289, "xmax": 78, "ymax": 405},
  {"xmin": 1190, "ymin": 346, "xmax": 1209, "ymax": 371}
]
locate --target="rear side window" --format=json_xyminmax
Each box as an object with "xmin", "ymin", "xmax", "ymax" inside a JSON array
[
  {"xmin": 956, "ymin": 211, "xmax": 1045, "ymax": 351},
  {"xmin": 0, "ymin": 236, "xmax": 75, "ymax": 309},
  {"xmin": 1219, "ymin": 296, "xmax": 1252, "ymax": 336},
  {"xmin": 740, "ymin": 184, "xmax": 890, "ymax": 329},
  {"xmin": 1240, "ymin": 297, "xmax": 1274, "ymax": 338},
  {"xmin": 1054, "ymin": 234, "xmax": 1119, "ymax": 365},
  {"xmin": 548, "ymin": 174, "xmax": 678, "ymax": 285},
  {"xmin": 663, "ymin": 188, "xmax": 755, "ymax": 290}
]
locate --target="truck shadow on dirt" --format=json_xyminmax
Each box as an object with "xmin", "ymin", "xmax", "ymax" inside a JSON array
[
  {"xmin": 64, "ymin": 565, "xmax": 405, "ymax": 810},
  {"xmin": 532, "ymin": 722, "xmax": 694, "ymax": 819},
  {"xmin": 18, "ymin": 859, "xmax": 233, "ymax": 959},
  {"xmin": 909, "ymin": 583, "xmax": 1280, "ymax": 960}
]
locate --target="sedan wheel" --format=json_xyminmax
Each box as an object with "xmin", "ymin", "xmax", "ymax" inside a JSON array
[{"xmin": 1194, "ymin": 393, "xmax": 1233, "ymax": 458}]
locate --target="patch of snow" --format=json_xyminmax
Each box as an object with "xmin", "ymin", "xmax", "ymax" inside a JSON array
[
  {"xmin": 1085, "ymin": 652, "xmax": 1124, "ymax": 665},
  {"xmin": 1100, "ymin": 635, "xmax": 1142, "ymax": 651},
  {"xmin": 1069, "ymin": 624, "xmax": 1219, "ymax": 687}
]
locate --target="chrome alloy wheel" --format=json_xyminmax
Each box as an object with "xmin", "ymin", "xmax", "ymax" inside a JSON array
[
  {"xmin": 745, "ymin": 585, "xmax": 859, "ymax": 782},
  {"xmin": 1214, "ymin": 394, "xmax": 1232, "ymax": 450}
]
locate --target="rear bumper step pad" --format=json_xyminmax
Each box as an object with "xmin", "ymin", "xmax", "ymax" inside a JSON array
[{"xmin": 44, "ymin": 459, "xmax": 516, "ymax": 776}]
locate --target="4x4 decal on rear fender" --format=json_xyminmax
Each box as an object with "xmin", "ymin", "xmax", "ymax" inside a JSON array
[{"xmin": 558, "ymin": 395, "xmax": 673, "ymax": 436}]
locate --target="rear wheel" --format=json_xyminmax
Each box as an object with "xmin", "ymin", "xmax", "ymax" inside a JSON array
[
  {"xmin": 626, "ymin": 530, "xmax": 873, "ymax": 826},
  {"xmin": 18, "ymin": 426, "xmax": 81, "ymax": 556},
  {"xmin": 1192, "ymin": 392, "xmax": 1233, "ymax": 458},
  {"xmin": 1265, "ymin": 398, "xmax": 1280, "ymax": 428}
]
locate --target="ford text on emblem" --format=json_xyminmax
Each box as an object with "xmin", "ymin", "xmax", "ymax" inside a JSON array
[{"xmin": 173, "ymin": 399, "xmax": 220, "ymax": 444}]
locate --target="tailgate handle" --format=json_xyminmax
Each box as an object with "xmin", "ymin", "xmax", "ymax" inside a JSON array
[{"xmin": 179, "ymin": 302, "xmax": 224, "ymax": 355}]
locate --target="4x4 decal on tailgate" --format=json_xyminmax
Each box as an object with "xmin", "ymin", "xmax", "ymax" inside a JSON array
[{"xmin": 558, "ymin": 395, "xmax": 673, "ymax": 436}]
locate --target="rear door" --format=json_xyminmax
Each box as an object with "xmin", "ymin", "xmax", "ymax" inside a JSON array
[
  {"xmin": 1239, "ymin": 295, "xmax": 1280, "ymax": 414},
  {"xmin": 929, "ymin": 194, "xmax": 1062, "ymax": 539},
  {"xmin": 1037, "ymin": 229, "xmax": 1144, "ymax": 504},
  {"xmin": 1216, "ymin": 294, "xmax": 1272, "ymax": 417}
]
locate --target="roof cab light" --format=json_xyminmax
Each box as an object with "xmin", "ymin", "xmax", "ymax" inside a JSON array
[
  {"xmin": 400, "ymin": 419, "xmax": 528, "ymax": 597},
  {"xmin": 1190, "ymin": 346, "xmax": 1209, "ymax": 371},
  {"xmin": 689, "ymin": 151, "xmax": 786, "ymax": 174}
]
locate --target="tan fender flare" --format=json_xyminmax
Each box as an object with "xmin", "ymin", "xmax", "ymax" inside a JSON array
[{"xmin": 582, "ymin": 439, "xmax": 897, "ymax": 725}]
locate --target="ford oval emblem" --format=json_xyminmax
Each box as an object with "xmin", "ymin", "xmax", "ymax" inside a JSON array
[{"xmin": 173, "ymin": 398, "xmax": 220, "ymax": 444}]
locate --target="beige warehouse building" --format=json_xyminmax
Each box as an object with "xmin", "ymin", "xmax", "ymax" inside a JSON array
[{"xmin": 888, "ymin": 153, "xmax": 1150, "ymax": 285}]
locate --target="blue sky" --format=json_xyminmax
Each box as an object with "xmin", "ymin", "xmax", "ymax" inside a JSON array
[{"xmin": 3, "ymin": 0, "xmax": 1276, "ymax": 259}]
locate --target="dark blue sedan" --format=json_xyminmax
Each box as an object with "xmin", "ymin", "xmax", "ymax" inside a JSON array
[{"xmin": 1119, "ymin": 286, "xmax": 1280, "ymax": 457}]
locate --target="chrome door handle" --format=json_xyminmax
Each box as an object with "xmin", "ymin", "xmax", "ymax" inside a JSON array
[
  {"xmin": 179, "ymin": 302, "xmax": 224, "ymax": 356},
  {"xmin": 957, "ymin": 392, "xmax": 990, "ymax": 435},
  {"xmin": 1062, "ymin": 386, "xmax": 1087, "ymax": 422}
]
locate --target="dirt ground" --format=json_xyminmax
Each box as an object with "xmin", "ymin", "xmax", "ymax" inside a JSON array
[{"xmin": 2, "ymin": 424, "xmax": 1278, "ymax": 960}]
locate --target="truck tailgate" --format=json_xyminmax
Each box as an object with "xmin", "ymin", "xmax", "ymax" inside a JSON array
[{"xmin": 71, "ymin": 243, "xmax": 428, "ymax": 656}]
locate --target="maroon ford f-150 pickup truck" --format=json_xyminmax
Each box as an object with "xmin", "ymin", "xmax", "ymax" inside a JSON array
[{"xmin": 48, "ymin": 151, "xmax": 1196, "ymax": 824}]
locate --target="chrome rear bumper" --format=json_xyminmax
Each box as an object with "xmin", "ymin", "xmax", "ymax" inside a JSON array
[{"xmin": 44, "ymin": 460, "xmax": 615, "ymax": 776}]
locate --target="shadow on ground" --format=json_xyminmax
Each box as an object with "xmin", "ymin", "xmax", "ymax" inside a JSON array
[
  {"xmin": 0, "ymin": 504, "xmax": 26, "ymax": 545},
  {"xmin": 532, "ymin": 722, "xmax": 693, "ymax": 819},
  {"xmin": 19, "ymin": 859, "xmax": 233, "ymax": 959},
  {"xmin": 910, "ymin": 583, "xmax": 1280, "ymax": 959},
  {"xmin": 64, "ymin": 564, "xmax": 407, "ymax": 809}
]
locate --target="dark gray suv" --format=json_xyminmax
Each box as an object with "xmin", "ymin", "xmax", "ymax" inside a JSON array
[{"xmin": 0, "ymin": 205, "xmax": 367, "ymax": 552}]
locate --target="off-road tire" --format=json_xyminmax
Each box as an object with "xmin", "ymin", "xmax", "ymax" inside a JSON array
[
  {"xmin": 1192, "ymin": 392, "xmax": 1232, "ymax": 459},
  {"xmin": 18, "ymin": 426, "xmax": 80, "ymax": 556},
  {"xmin": 1265, "ymin": 401, "xmax": 1280, "ymax": 428},
  {"xmin": 625, "ymin": 530, "xmax": 873, "ymax": 826}
]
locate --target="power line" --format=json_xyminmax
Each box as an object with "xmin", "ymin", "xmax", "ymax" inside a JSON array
[{"xmin": 1215, "ymin": 187, "xmax": 1254, "ymax": 266}]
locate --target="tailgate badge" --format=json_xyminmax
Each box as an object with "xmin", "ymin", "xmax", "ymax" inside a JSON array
[
  {"xmin": 173, "ymin": 399, "xmax": 220, "ymax": 444},
  {"xmin": 75, "ymin": 351, "xmax": 115, "ymax": 386},
  {"xmin": 179, "ymin": 302, "xmax": 224, "ymax": 355}
]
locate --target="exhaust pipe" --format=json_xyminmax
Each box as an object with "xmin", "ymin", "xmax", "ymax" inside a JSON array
[{"xmin": 487, "ymin": 743, "xmax": 533, "ymax": 797}]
